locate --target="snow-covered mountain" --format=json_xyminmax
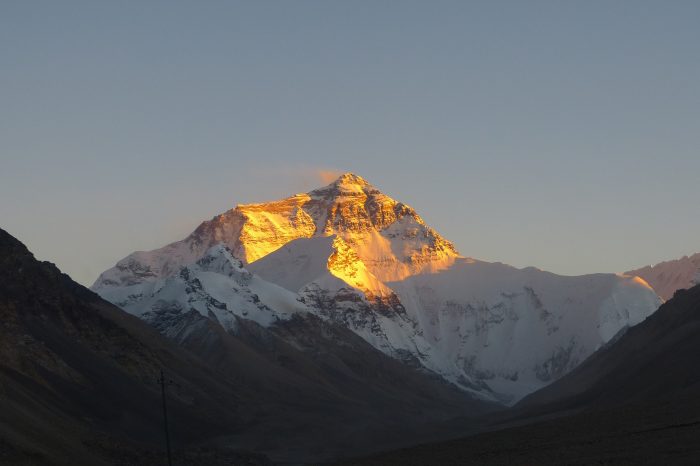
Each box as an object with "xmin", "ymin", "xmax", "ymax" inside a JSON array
[
  {"xmin": 387, "ymin": 262, "xmax": 658, "ymax": 401},
  {"xmin": 93, "ymin": 173, "xmax": 661, "ymax": 404},
  {"xmin": 94, "ymin": 173, "xmax": 457, "ymax": 291},
  {"xmin": 96, "ymin": 244, "xmax": 307, "ymax": 335},
  {"xmin": 626, "ymin": 253, "xmax": 700, "ymax": 301}
]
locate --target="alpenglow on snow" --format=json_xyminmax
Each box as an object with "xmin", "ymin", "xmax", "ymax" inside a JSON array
[{"xmin": 93, "ymin": 173, "xmax": 661, "ymax": 404}]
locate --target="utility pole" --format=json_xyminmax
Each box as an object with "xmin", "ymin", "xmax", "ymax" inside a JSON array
[{"xmin": 158, "ymin": 368, "xmax": 173, "ymax": 466}]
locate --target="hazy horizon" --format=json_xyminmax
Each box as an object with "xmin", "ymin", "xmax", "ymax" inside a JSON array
[{"xmin": 2, "ymin": 1, "xmax": 699, "ymax": 285}]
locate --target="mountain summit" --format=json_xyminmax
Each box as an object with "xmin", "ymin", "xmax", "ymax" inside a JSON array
[
  {"xmin": 93, "ymin": 174, "xmax": 661, "ymax": 404},
  {"xmin": 312, "ymin": 172, "xmax": 373, "ymax": 193},
  {"xmin": 94, "ymin": 172, "xmax": 457, "ymax": 289}
]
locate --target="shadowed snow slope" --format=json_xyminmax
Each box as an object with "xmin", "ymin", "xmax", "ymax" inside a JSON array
[
  {"xmin": 388, "ymin": 260, "xmax": 660, "ymax": 403},
  {"xmin": 518, "ymin": 281, "xmax": 700, "ymax": 410}
]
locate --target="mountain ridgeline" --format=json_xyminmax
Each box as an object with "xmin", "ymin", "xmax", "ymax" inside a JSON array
[
  {"xmin": 626, "ymin": 253, "xmax": 700, "ymax": 301},
  {"xmin": 93, "ymin": 173, "xmax": 661, "ymax": 404}
]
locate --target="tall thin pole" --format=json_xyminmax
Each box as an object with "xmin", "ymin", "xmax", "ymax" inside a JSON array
[{"xmin": 159, "ymin": 368, "xmax": 173, "ymax": 466}]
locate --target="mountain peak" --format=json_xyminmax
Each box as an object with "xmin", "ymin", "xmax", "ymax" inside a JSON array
[
  {"xmin": 311, "ymin": 172, "xmax": 376, "ymax": 197},
  {"xmin": 94, "ymin": 172, "xmax": 459, "ymax": 287},
  {"xmin": 332, "ymin": 172, "xmax": 370, "ymax": 187}
]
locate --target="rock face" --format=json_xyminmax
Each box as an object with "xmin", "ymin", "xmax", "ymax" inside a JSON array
[
  {"xmin": 93, "ymin": 173, "xmax": 662, "ymax": 404},
  {"xmin": 0, "ymin": 227, "xmax": 260, "ymax": 464},
  {"xmin": 626, "ymin": 253, "xmax": 700, "ymax": 301}
]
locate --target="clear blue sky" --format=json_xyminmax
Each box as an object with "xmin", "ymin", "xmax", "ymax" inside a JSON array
[{"xmin": 2, "ymin": 1, "xmax": 699, "ymax": 286}]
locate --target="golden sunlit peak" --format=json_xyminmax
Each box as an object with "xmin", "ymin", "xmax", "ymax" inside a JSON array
[
  {"xmin": 322, "ymin": 173, "xmax": 375, "ymax": 193},
  {"xmin": 331, "ymin": 172, "xmax": 370, "ymax": 187},
  {"xmin": 336, "ymin": 172, "xmax": 368, "ymax": 184},
  {"xmin": 310, "ymin": 172, "xmax": 375, "ymax": 197}
]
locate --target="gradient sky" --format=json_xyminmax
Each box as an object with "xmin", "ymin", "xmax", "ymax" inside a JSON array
[{"xmin": 2, "ymin": 1, "xmax": 699, "ymax": 286}]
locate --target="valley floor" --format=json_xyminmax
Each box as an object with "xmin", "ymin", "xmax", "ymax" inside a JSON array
[{"xmin": 332, "ymin": 395, "xmax": 700, "ymax": 466}]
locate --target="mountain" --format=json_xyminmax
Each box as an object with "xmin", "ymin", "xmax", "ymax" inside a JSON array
[
  {"xmin": 0, "ymin": 227, "xmax": 263, "ymax": 465},
  {"xmin": 94, "ymin": 173, "xmax": 458, "ymax": 290},
  {"xmin": 385, "ymin": 261, "xmax": 659, "ymax": 403},
  {"xmin": 334, "ymin": 283, "xmax": 700, "ymax": 465},
  {"xmin": 93, "ymin": 173, "xmax": 661, "ymax": 404},
  {"xmin": 1, "ymin": 227, "xmax": 488, "ymax": 465},
  {"xmin": 96, "ymin": 244, "xmax": 306, "ymax": 334},
  {"xmin": 517, "ymin": 282, "xmax": 700, "ymax": 410},
  {"xmin": 626, "ymin": 253, "xmax": 700, "ymax": 301}
]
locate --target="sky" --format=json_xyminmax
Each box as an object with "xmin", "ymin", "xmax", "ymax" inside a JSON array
[{"xmin": 1, "ymin": 1, "xmax": 699, "ymax": 286}]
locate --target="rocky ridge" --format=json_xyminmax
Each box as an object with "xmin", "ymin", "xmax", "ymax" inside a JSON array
[{"xmin": 626, "ymin": 253, "xmax": 700, "ymax": 301}]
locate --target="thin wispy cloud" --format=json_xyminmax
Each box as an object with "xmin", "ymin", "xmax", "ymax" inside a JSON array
[{"xmin": 314, "ymin": 169, "xmax": 344, "ymax": 185}]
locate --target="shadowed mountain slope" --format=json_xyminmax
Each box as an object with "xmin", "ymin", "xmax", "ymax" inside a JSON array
[
  {"xmin": 0, "ymin": 228, "xmax": 491, "ymax": 465},
  {"xmin": 0, "ymin": 228, "xmax": 267, "ymax": 465}
]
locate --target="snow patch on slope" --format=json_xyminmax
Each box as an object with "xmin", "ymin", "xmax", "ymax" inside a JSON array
[
  {"xmin": 247, "ymin": 236, "xmax": 335, "ymax": 292},
  {"xmin": 96, "ymin": 245, "xmax": 306, "ymax": 333}
]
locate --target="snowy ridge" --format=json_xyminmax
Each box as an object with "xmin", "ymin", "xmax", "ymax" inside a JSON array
[
  {"xmin": 93, "ymin": 173, "xmax": 662, "ymax": 404},
  {"xmin": 626, "ymin": 253, "xmax": 700, "ymax": 301},
  {"xmin": 96, "ymin": 244, "xmax": 306, "ymax": 336},
  {"xmin": 387, "ymin": 261, "xmax": 659, "ymax": 403}
]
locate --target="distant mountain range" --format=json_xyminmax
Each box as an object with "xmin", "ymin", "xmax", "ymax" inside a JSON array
[{"xmin": 93, "ymin": 173, "xmax": 661, "ymax": 404}]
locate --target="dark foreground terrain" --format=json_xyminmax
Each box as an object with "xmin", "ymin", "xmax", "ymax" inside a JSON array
[
  {"xmin": 0, "ymin": 228, "xmax": 492, "ymax": 465},
  {"xmin": 335, "ymin": 396, "xmax": 700, "ymax": 465}
]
